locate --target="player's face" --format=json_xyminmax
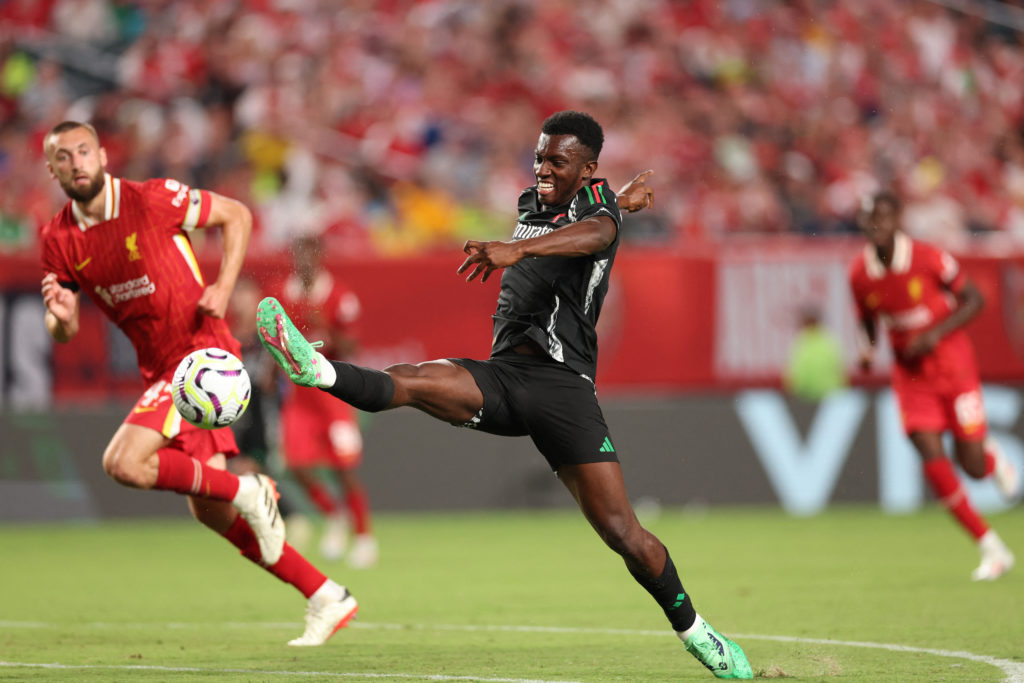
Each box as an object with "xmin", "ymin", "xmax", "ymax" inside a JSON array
[
  {"xmin": 45, "ymin": 127, "xmax": 107, "ymax": 203},
  {"xmin": 865, "ymin": 201, "xmax": 899, "ymax": 248},
  {"xmin": 533, "ymin": 134, "xmax": 597, "ymax": 207}
]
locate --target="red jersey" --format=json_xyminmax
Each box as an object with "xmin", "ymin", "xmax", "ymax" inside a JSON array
[
  {"xmin": 848, "ymin": 232, "xmax": 979, "ymax": 393},
  {"xmin": 41, "ymin": 174, "xmax": 240, "ymax": 384}
]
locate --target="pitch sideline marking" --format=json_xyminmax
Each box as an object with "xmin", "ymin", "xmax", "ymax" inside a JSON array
[
  {"xmin": 734, "ymin": 634, "xmax": 1024, "ymax": 683},
  {"xmin": 364, "ymin": 623, "xmax": 1024, "ymax": 681},
  {"xmin": 0, "ymin": 662, "xmax": 575, "ymax": 683},
  {"xmin": 0, "ymin": 621, "xmax": 1021, "ymax": 682}
]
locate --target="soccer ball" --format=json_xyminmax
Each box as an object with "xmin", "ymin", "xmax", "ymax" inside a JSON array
[{"xmin": 171, "ymin": 348, "xmax": 251, "ymax": 429}]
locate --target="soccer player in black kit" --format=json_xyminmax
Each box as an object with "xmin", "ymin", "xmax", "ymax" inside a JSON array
[{"xmin": 257, "ymin": 111, "xmax": 752, "ymax": 679}]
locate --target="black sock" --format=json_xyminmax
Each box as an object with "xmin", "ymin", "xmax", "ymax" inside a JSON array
[
  {"xmin": 320, "ymin": 361, "xmax": 395, "ymax": 412},
  {"xmin": 628, "ymin": 548, "xmax": 697, "ymax": 632}
]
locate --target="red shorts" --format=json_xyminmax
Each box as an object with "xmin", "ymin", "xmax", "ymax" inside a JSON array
[
  {"xmin": 894, "ymin": 382, "xmax": 988, "ymax": 442},
  {"xmin": 125, "ymin": 378, "xmax": 239, "ymax": 463},
  {"xmin": 280, "ymin": 385, "xmax": 363, "ymax": 469}
]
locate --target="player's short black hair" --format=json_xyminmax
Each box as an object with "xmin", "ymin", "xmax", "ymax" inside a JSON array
[
  {"xmin": 871, "ymin": 190, "xmax": 901, "ymax": 213},
  {"xmin": 541, "ymin": 111, "xmax": 604, "ymax": 160}
]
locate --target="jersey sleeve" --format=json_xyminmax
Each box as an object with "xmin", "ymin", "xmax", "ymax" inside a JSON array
[
  {"xmin": 931, "ymin": 246, "xmax": 966, "ymax": 293},
  {"xmin": 574, "ymin": 180, "xmax": 622, "ymax": 228},
  {"xmin": 40, "ymin": 222, "xmax": 78, "ymax": 291},
  {"xmin": 141, "ymin": 178, "xmax": 212, "ymax": 233}
]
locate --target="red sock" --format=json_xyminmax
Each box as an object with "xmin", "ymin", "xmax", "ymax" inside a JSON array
[
  {"xmin": 155, "ymin": 451, "xmax": 239, "ymax": 500},
  {"xmin": 346, "ymin": 488, "xmax": 372, "ymax": 534},
  {"xmin": 983, "ymin": 450, "xmax": 997, "ymax": 478},
  {"xmin": 923, "ymin": 458, "xmax": 989, "ymax": 540},
  {"xmin": 223, "ymin": 516, "xmax": 327, "ymax": 598},
  {"xmin": 306, "ymin": 483, "xmax": 338, "ymax": 515}
]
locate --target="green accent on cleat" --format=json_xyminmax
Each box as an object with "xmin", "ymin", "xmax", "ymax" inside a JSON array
[
  {"xmin": 256, "ymin": 296, "xmax": 323, "ymax": 387},
  {"xmin": 682, "ymin": 621, "xmax": 753, "ymax": 679}
]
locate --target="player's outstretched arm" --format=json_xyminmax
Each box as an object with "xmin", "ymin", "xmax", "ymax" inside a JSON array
[
  {"xmin": 197, "ymin": 192, "xmax": 253, "ymax": 319},
  {"xmin": 459, "ymin": 215, "xmax": 617, "ymax": 283},
  {"xmin": 41, "ymin": 272, "xmax": 80, "ymax": 343},
  {"xmin": 855, "ymin": 316, "xmax": 876, "ymax": 372},
  {"xmin": 617, "ymin": 170, "xmax": 654, "ymax": 213}
]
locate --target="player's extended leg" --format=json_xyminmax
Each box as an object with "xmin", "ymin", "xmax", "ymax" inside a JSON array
[
  {"xmin": 289, "ymin": 467, "xmax": 342, "ymax": 529},
  {"xmin": 321, "ymin": 415, "xmax": 377, "ymax": 567},
  {"xmin": 258, "ymin": 296, "xmax": 483, "ymax": 422},
  {"xmin": 951, "ymin": 438, "xmax": 1018, "ymax": 580},
  {"xmin": 101, "ymin": 422, "xmax": 285, "ymax": 565},
  {"xmin": 190, "ymin": 456, "xmax": 362, "ymax": 643},
  {"xmin": 953, "ymin": 438, "xmax": 1021, "ymax": 499},
  {"xmin": 557, "ymin": 461, "xmax": 752, "ymax": 680},
  {"xmin": 334, "ymin": 467, "xmax": 378, "ymax": 569},
  {"xmin": 285, "ymin": 465, "xmax": 363, "ymax": 563},
  {"xmin": 188, "ymin": 454, "xmax": 358, "ymax": 646},
  {"xmin": 910, "ymin": 432, "xmax": 1014, "ymax": 580}
]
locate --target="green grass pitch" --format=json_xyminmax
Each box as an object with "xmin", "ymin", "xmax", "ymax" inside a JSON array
[{"xmin": 1, "ymin": 505, "xmax": 1022, "ymax": 681}]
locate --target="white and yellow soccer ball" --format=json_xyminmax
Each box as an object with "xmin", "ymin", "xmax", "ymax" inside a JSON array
[{"xmin": 171, "ymin": 348, "xmax": 251, "ymax": 429}]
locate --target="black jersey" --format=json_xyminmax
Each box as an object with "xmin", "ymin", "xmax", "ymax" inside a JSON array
[{"xmin": 490, "ymin": 178, "xmax": 621, "ymax": 380}]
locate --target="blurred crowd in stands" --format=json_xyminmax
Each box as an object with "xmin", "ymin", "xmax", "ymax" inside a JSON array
[{"xmin": 2, "ymin": 0, "xmax": 1024, "ymax": 256}]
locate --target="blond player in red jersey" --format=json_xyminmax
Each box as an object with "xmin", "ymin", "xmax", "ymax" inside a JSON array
[
  {"xmin": 849, "ymin": 190, "xmax": 1020, "ymax": 581},
  {"xmin": 39, "ymin": 121, "xmax": 357, "ymax": 645},
  {"xmin": 277, "ymin": 235, "xmax": 378, "ymax": 568}
]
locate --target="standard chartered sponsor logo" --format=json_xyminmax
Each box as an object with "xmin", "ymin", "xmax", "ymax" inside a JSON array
[{"xmin": 98, "ymin": 274, "xmax": 156, "ymax": 305}]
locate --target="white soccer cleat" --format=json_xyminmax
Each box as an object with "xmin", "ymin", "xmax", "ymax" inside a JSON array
[
  {"xmin": 347, "ymin": 534, "xmax": 379, "ymax": 569},
  {"xmin": 987, "ymin": 438, "xmax": 1021, "ymax": 501},
  {"xmin": 233, "ymin": 474, "xmax": 285, "ymax": 566},
  {"xmin": 972, "ymin": 530, "xmax": 1015, "ymax": 581},
  {"xmin": 288, "ymin": 588, "xmax": 359, "ymax": 646},
  {"xmin": 319, "ymin": 512, "xmax": 349, "ymax": 561}
]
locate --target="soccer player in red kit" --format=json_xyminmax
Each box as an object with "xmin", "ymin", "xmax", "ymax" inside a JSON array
[
  {"xmin": 277, "ymin": 235, "xmax": 378, "ymax": 568},
  {"xmin": 39, "ymin": 121, "xmax": 357, "ymax": 644},
  {"xmin": 849, "ymin": 191, "xmax": 1019, "ymax": 581}
]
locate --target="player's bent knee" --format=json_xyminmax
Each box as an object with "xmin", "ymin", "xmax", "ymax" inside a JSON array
[
  {"xmin": 384, "ymin": 360, "xmax": 456, "ymax": 405},
  {"xmin": 103, "ymin": 461, "xmax": 152, "ymax": 489},
  {"xmin": 189, "ymin": 497, "xmax": 236, "ymax": 533},
  {"xmin": 101, "ymin": 449, "xmax": 157, "ymax": 489},
  {"xmin": 382, "ymin": 362, "xmax": 421, "ymax": 377},
  {"xmin": 594, "ymin": 513, "xmax": 642, "ymax": 556},
  {"xmin": 956, "ymin": 444, "xmax": 988, "ymax": 479}
]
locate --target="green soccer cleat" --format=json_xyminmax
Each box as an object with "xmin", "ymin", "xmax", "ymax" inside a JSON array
[
  {"xmin": 257, "ymin": 296, "xmax": 324, "ymax": 387},
  {"xmin": 680, "ymin": 618, "xmax": 753, "ymax": 679}
]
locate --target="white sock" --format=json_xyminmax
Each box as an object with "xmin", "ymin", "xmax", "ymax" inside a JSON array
[
  {"xmin": 232, "ymin": 474, "xmax": 256, "ymax": 503},
  {"xmin": 979, "ymin": 530, "xmax": 1003, "ymax": 553},
  {"xmin": 309, "ymin": 579, "xmax": 346, "ymax": 607},
  {"xmin": 677, "ymin": 613, "xmax": 704, "ymax": 641},
  {"xmin": 315, "ymin": 352, "xmax": 337, "ymax": 389}
]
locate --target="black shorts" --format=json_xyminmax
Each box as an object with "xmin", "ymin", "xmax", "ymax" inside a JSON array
[
  {"xmin": 231, "ymin": 387, "xmax": 269, "ymax": 466},
  {"xmin": 449, "ymin": 353, "xmax": 617, "ymax": 470}
]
